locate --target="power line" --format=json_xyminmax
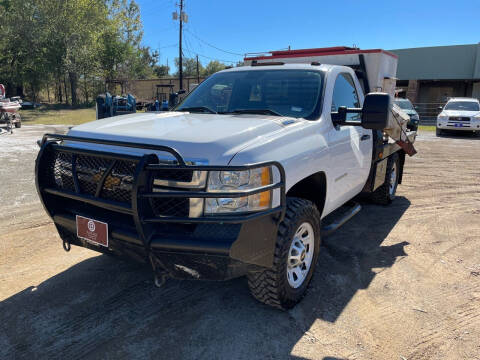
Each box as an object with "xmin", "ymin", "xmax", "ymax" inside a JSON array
[
  {"xmin": 182, "ymin": 33, "xmax": 238, "ymax": 64},
  {"xmin": 157, "ymin": 43, "xmax": 178, "ymax": 49},
  {"xmin": 196, "ymin": 52, "xmax": 238, "ymax": 64},
  {"xmin": 183, "ymin": 33, "xmax": 196, "ymax": 58},
  {"xmin": 184, "ymin": 28, "xmax": 244, "ymax": 56}
]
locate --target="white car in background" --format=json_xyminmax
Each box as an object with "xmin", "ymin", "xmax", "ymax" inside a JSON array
[{"xmin": 436, "ymin": 97, "xmax": 480, "ymax": 136}]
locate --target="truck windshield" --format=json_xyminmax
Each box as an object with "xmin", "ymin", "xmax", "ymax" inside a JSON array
[
  {"xmin": 394, "ymin": 99, "xmax": 414, "ymax": 110},
  {"xmin": 444, "ymin": 101, "xmax": 480, "ymax": 111},
  {"xmin": 177, "ymin": 70, "xmax": 323, "ymax": 119}
]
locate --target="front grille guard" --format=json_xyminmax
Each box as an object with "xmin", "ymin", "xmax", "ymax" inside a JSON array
[{"xmin": 35, "ymin": 133, "xmax": 286, "ymax": 249}]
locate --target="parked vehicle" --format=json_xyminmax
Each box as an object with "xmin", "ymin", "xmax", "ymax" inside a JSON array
[
  {"xmin": 96, "ymin": 92, "xmax": 136, "ymax": 119},
  {"xmin": 436, "ymin": 97, "xmax": 480, "ymax": 136},
  {"xmin": 394, "ymin": 98, "xmax": 419, "ymax": 131},
  {"xmin": 0, "ymin": 84, "xmax": 22, "ymax": 131},
  {"xmin": 20, "ymin": 100, "xmax": 38, "ymax": 109},
  {"xmin": 35, "ymin": 47, "xmax": 416, "ymax": 309}
]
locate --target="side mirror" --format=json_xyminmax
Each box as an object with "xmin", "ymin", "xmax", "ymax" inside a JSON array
[
  {"xmin": 438, "ymin": 106, "xmax": 443, "ymax": 111},
  {"xmin": 361, "ymin": 92, "xmax": 390, "ymax": 130},
  {"xmin": 177, "ymin": 89, "xmax": 186, "ymax": 95}
]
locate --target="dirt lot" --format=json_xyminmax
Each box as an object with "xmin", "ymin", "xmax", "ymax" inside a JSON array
[{"xmin": 0, "ymin": 125, "xmax": 479, "ymax": 360}]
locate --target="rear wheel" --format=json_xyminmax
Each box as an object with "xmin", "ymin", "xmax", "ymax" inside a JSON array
[
  {"xmin": 370, "ymin": 153, "xmax": 399, "ymax": 205},
  {"xmin": 14, "ymin": 121, "xmax": 21, "ymax": 128},
  {"xmin": 247, "ymin": 198, "xmax": 321, "ymax": 310}
]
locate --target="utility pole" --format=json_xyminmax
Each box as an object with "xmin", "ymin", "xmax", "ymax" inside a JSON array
[
  {"xmin": 173, "ymin": 1, "xmax": 187, "ymax": 91},
  {"xmin": 178, "ymin": 0, "xmax": 183, "ymax": 91},
  {"xmin": 196, "ymin": 55, "xmax": 200, "ymax": 84}
]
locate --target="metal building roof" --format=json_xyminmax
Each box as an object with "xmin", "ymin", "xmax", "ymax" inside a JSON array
[{"xmin": 389, "ymin": 43, "xmax": 480, "ymax": 80}]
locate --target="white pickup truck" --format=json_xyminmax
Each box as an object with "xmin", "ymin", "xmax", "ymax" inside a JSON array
[{"xmin": 35, "ymin": 47, "xmax": 415, "ymax": 309}]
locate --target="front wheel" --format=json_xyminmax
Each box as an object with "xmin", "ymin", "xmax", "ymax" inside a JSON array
[
  {"xmin": 247, "ymin": 198, "xmax": 321, "ymax": 310},
  {"xmin": 436, "ymin": 127, "xmax": 442, "ymax": 136}
]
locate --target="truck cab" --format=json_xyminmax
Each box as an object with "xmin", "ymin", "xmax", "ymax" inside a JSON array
[{"xmin": 35, "ymin": 47, "xmax": 414, "ymax": 309}]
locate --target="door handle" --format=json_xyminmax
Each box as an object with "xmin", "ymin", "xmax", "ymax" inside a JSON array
[{"xmin": 360, "ymin": 134, "xmax": 371, "ymax": 141}]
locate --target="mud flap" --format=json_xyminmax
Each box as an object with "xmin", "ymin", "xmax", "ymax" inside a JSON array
[{"xmin": 396, "ymin": 139, "xmax": 417, "ymax": 156}]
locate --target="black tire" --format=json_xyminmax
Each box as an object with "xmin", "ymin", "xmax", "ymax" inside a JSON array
[
  {"xmin": 247, "ymin": 197, "xmax": 321, "ymax": 310},
  {"xmin": 436, "ymin": 127, "xmax": 442, "ymax": 136},
  {"xmin": 14, "ymin": 122, "xmax": 21, "ymax": 128},
  {"xmin": 370, "ymin": 153, "xmax": 399, "ymax": 205}
]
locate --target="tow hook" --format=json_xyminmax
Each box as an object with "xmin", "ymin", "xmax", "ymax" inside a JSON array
[
  {"xmin": 154, "ymin": 272, "xmax": 168, "ymax": 288},
  {"xmin": 62, "ymin": 239, "xmax": 71, "ymax": 252},
  {"xmin": 149, "ymin": 253, "xmax": 170, "ymax": 288}
]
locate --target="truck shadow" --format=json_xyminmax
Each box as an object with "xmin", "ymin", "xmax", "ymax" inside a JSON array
[{"xmin": 0, "ymin": 197, "xmax": 410, "ymax": 359}]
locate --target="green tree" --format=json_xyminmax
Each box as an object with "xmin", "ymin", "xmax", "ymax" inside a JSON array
[
  {"xmin": 60, "ymin": 0, "xmax": 108, "ymax": 105},
  {"xmin": 102, "ymin": 0, "xmax": 146, "ymax": 82},
  {"xmin": 153, "ymin": 65, "xmax": 170, "ymax": 78},
  {"xmin": 0, "ymin": 0, "xmax": 156, "ymax": 105},
  {"xmin": 0, "ymin": 0, "xmax": 50, "ymax": 100},
  {"xmin": 203, "ymin": 60, "xmax": 228, "ymax": 76},
  {"xmin": 174, "ymin": 57, "xmax": 203, "ymax": 77}
]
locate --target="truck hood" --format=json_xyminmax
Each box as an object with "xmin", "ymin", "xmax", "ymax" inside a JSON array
[{"xmin": 68, "ymin": 112, "xmax": 292, "ymax": 164}]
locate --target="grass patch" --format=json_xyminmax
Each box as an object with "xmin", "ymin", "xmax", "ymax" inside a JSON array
[
  {"xmin": 419, "ymin": 125, "xmax": 436, "ymax": 131},
  {"xmin": 20, "ymin": 106, "xmax": 95, "ymax": 125}
]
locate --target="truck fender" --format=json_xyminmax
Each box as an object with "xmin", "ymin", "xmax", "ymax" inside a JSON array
[{"xmin": 286, "ymin": 171, "xmax": 327, "ymax": 218}]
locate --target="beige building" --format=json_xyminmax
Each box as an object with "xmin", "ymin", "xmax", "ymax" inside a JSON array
[{"xmin": 390, "ymin": 43, "xmax": 480, "ymax": 118}]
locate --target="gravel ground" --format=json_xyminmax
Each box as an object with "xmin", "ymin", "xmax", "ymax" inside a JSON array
[{"xmin": 0, "ymin": 125, "xmax": 479, "ymax": 360}]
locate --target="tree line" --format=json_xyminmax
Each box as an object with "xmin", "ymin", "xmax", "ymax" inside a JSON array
[{"xmin": 0, "ymin": 0, "xmax": 231, "ymax": 106}]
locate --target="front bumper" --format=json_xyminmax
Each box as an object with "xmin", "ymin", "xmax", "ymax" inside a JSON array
[
  {"xmin": 437, "ymin": 117, "xmax": 480, "ymax": 131},
  {"xmin": 437, "ymin": 122, "xmax": 480, "ymax": 131},
  {"xmin": 35, "ymin": 134, "xmax": 286, "ymax": 281}
]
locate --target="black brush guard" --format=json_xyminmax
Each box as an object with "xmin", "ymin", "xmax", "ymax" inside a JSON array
[{"xmin": 35, "ymin": 134, "xmax": 286, "ymax": 281}]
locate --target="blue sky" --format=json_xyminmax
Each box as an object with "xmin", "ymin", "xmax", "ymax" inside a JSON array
[{"xmin": 137, "ymin": 0, "xmax": 479, "ymax": 69}]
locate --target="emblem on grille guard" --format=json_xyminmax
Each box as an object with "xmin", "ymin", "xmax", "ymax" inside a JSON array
[{"xmin": 87, "ymin": 220, "xmax": 96, "ymax": 232}]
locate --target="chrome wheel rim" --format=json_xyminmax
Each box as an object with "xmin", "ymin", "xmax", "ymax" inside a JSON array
[
  {"xmin": 389, "ymin": 162, "xmax": 397, "ymax": 196},
  {"xmin": 287, "ymin": 222, "xmax": 315, "ymax": 289}
]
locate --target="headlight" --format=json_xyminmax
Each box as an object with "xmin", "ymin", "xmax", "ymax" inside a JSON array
[
  {"xmin": 437, "ymin": 113, "xmax": 448, "ymax": 121},
  {"xmin": 204, "ymin": 167, "xmax": 272, "ymax": 214}
]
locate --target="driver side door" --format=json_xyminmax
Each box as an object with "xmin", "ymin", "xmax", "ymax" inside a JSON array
[{"xmin": 327, "ymin": 72, "xmax": 371, "ymax": 211}]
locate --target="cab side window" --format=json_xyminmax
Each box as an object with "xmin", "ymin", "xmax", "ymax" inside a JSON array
[{"xmin": 331, "ymin": 73, "xmax": 361, "ymax": 121}]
